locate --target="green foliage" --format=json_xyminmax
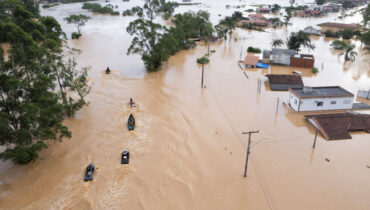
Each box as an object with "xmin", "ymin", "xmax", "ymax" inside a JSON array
[
  {"xmin": 324, "ymin": 30, "xmax": 340, "ymax": 38},
  {"xmin": 315, "ymin": 0, "xmax": 325, "ymax": 5},
  {"xmin": 339, "ymin": 42, "xmax": 357, "ymax": 61},
  {"xmin": 331, "ymin": 40, "xmax": 347, "ymax": 50},
  {"xmin": 60, "ymin": 0, "xmax": 95, "ymax": 4},
  {"xmin": 42, "ymin": 4, "xmax": 59, "ymax": 9},
  {"xmin": 127, "ymin": 1, "xmax": 212, "ymax": 72},
  {"xmin": 197, "ymin": 56, "xmax": 209, "ymax": 64},
  {"xmin": 286, "ymin": 31, "xmax": 315, "ymax": 52},
  {"xmin": 341, "ymin": 29, "xmax": 355, "ymax": 39},
  {"xmin": 247, "ymin": 46, "xmax": 261, "ymax": 53},
  {"xmin": 122, "ymin": 9, "xmax": 133, "ymax": 16},
  {"xmin": 361, "ymin": 30, "xmax": 370, "ymax": 46},
  {"xmin": 71, "ymin": 32, "xmax": 82, "ymax": 39},
  {"xmin": 0, "ymin": 1, "xmax": 90, "ymax": 163},
  {"xmin": 271, "ymin": 39, "xmax": 284, "ymax": 48},
  {"xmin": 289, "ymin": 0, "xmax": 295, "ymax": 8},
  {"xmin": 363, "ymin": 4, "xmax": 370, "ymax": 27},
  {"xmin": 64, "ymin": 14, "xmax": 90, "ymax": 34},
  {"xmin": 271, "ymin": 4, "xmax": 281, "ymax": 12},
  {"xmin": 82, "ymin": 3, "xmax": 120, "ymax": 15},
  {"xmin": 312, "ymin": 67, "xmax": 319, "ymax": 73},
  {"xmin": 231, "ymin": 11, "xmax": 243, "ymax": 21}
]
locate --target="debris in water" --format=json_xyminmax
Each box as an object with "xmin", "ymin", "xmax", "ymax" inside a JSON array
[
  {"xmin": 366, "ymin": 165, "xmax": 370, "ymax": 169},
  {"xmin": 325, "ymin": 158, "xmax": 330, "ymax": 162}
]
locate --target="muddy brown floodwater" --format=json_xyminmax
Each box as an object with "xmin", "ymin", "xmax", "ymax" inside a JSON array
[{"xmin": 1, "ymin": 0, "xmax": 370, "ymax": 209}]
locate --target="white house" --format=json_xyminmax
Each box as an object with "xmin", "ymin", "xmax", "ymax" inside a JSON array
[{"xmin": 289, "ymin": 86, "xmax": 354, "ymax": 112}]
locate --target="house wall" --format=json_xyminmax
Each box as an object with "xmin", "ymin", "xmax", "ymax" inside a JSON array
[
  {"xmin": 289, "ymin": 94, "xmax": 354, "ymax": 112},
  {"xmin": 290, "ymin": 57, "xmax": 314, "ymax": 68}
]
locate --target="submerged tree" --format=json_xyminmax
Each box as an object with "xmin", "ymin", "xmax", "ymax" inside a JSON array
[
  {"xmin": 286, "ymin": 31, "xmax": 315, "ymax": 53},
  {"xmin": 0, "ymin": 0, "xmax": 90, "ymax": 164},
  {"xmin": 271, "ymin": 39, "xmax": 284, "ymax": 48},
  {"xmin": 64, "ymin": 14, "xmax": 91, "ymax": 39},
  {"xmin": 339, "ymin": 43, "xmax": 357, "ymax": 61}
]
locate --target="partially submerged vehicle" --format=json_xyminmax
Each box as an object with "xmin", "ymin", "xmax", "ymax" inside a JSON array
[
  {"xmin": 84, "ymin": 163, "xmax": 95, "ymax": 182},
  {"xmin": 127, "ymin": 114, "xmax": 135, "ymax": 131},
  {"xmin": 129, "ymin": 98, "xmax": 136, "ymax": 107},
  {"xmin": 121, "ymin": 149, "xmax": 130, "ymax": 164}
]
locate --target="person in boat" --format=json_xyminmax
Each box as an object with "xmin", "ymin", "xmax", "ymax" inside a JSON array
[
  {"xmin": 130, "ymin": 98, "xmax": 134, "ymax": 106},
  {"xmin": 105, "ymin": 67, "xmax": 110, "ymax": 74}
]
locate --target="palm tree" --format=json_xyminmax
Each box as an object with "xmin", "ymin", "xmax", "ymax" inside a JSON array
[
  {"xmin": 339, "ymin": 43, "xmax": 357, "ymax": 61},
  {"xmin": 286, "ymin": 31, "xmax": 315, "ymax": 53},
  {"xmin": 271, "ymin": 39, "xmax": 284, "ymax": 48}
]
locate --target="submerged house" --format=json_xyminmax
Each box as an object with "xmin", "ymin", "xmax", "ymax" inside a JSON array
[
  {"xmin": 317, "ymin": 22, "xmax": 361, "ymax": 32},
  {"xmin": 301, "ymin": 26, "xmax": 321, "ymax": 36},
  {"xmin": 290, "ymin": 54, "xmax": 315, "ymax": 68},
  {"xmin": 243, "ymin": 55, "xmax": 259, "ymax": 68},
  {"xmin": 306, "ymin": 113, "xmax": 370, "ymax": 140},
  {"xmin": 264, "ymin": 48, "xmax": 315, "ymax": 68},
  {"xmin": 289, "ymin": 86, "xmax": 354, "ymax": 112},
  {"xmin": 266, "ymin": 74, "xmax": 304, "ymax": 91}
]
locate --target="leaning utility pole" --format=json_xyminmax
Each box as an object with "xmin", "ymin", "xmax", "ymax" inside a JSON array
[
  {"xmin": 201, "ymin": 64, "xmax": 204, "ymax": 88},
  {"xmin": 242, "ymin": 130, "xmax": 259, "ymax": 177}
]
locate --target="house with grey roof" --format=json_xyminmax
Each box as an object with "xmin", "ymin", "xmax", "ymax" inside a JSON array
[
  {"xmin": 265, "ymin": 48, "xmax": 295, "ymax": 66},
  {"xmin": 301, "ymin": 26, "xmax": 321, "ymax": 36},
  {"xmin": 289, "ymin": 86, "xmax": 354, "ymax": 112},
  {"xmin": 266, "ymin": 74, "xmax": 304, "ymax": 91}
]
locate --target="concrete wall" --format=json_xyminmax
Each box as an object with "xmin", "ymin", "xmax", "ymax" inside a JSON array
[{"xmin": 289, "ymin": 94, "xmax": 354, "ymax": 112}]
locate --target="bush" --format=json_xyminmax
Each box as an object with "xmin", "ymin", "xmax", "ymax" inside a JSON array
[
  {"xmin": 312, "ymin": 67, "xmax": 319, "ymax": 73},
  {"xmin": 331, "ymin": 40, "xmax": 347, "ymax": 50},
  {"xmin": 42, "ymin": 3, "xmax": 58, "ymax": 8},
  {"xmin": 82, "ymin": 3, "xmax": 120, "ymax": 15},
  {"xmin": 324, "ymin": 30, "xmax": 339, "ymax": 38},
  {"xmin": 0, "ymin": 143, "xmax": 46, "ymax": 164},
  {"xmin": 197, "ymin": 56, "xmax": 210, "ymax": 64},
  {"xmin": 247, "ymin": 46, "xmax": 261, "ymax": 53},
  {"xmin": 71, "ymin": 32, "xmax": 82, "ymax": 39},
  {"xmin": 340, "ymin": 29, "xmax": 355, "ymax": 39}
]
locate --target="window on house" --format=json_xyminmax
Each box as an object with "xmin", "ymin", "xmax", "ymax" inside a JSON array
[
  {"xmin": 317, "ymin": 101, "xmax": 323, "ymax": 106},
  {"xmin": 294, "ymin": 99, "xmax": 298, "ymax": 105},
  {"xmin": 343, "ymin": 100, "xmax": 351, "ymax": 104},
  {"xmin": 330, "ymin": 101, "xmax": 336, "ymax": 105}
]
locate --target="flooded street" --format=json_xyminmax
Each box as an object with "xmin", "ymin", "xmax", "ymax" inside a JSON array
[{"xmin": 0, "ymin": 0, "xmax": 370, "ymax": 209}]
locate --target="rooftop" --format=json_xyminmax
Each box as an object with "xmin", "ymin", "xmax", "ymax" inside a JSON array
[
  {"xmin": 317, "ymin": 22, "xmax": 361, "ymax": 29},
  {"xmin": 266, "ymin": 74, "xmax": 304, "ymax": 91},
  {"xmin": 266, "ymin": 74, "xmax": 304, "ymax": 85},
  {"xmin": 290, "ymin": 86, "xmax": 354, "ymax": 99},
  {"xmin": 306, "ymin": 113, "xmax": 370, "ymax": 140},
  {"xmin": 249, "ymin": 14, "xmax": 266, "ymax": 19},
  {"xmin": 243, "ymin": 55, "xmax": 259, "ymax": 66}
]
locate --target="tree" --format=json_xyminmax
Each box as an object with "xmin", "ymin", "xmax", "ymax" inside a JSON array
[
  {"xmin": 271, "ymin": 39, "xmax": 284, "ymax": 48},
  {"xmin": 331, "ymin": 40, "xmax": 347, "ymax": 50},
  {"xmin": 159, "ymin": 0, "xmax": 178, "ymax": 20},
  {"xmin": 289, "ymin": 0, "xmax": 295, "ymax": 8},
  {"xmin": 64, "ymin": 14, "xmax": 90, "ymax": 38},
  {"xmin": 339, "ymin": 43, "xmax": 357, "ymax": 61},
  {"xmin": 315, "ymin": 0, "xmax": 325, "ymax": 5},
  {"xmin": 231, "ymin": 11, "xmax": 243, "ymax": 21},
  {"xmin": 286, "ymin": 31, "xmax": 315, "ymax": 53},
  {"xmin": 363, "ymin": 4, "xmax": 370, "ymax": 28},
  {"xmin": 284, "ymin": 10, "xmax": 292, "ymax": 27},
  {"xmin": 0, "ymin": 1, "xmax": 90, "ymax": 164}
]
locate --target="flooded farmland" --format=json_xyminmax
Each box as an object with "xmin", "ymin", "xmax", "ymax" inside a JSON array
[{"xmin": 0, "ymin": 0, "xmax": 370, "ymax": 209}]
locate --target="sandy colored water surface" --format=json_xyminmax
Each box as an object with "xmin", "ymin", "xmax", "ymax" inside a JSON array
[{"xmin": 0, "ymin": 0, "xmax": 370, "ymax": 209}]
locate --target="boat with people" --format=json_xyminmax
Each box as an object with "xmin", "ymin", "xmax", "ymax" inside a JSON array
[
  {"xmin": 84, "ymin": 163, "xmax": 95, "ymax": 181},
  {"xmin": 127, "ymin": 114, "xmax": 135, "ymax": 131},
  {"xmin": 105, "ymin": 66, "xmax": 110, "ymax": 74},
  {"xmin": 129, "ymin": 98, "xmax": 136, "ymax": 107},
  {"xmin": 121, "ymin": 149, "xmax": 130, "ymax": 164}
]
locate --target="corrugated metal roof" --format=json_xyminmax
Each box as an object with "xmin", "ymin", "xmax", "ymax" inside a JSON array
[{"xmin": 290, "ymin": 86, "xmax": 354, "ymax": 99}]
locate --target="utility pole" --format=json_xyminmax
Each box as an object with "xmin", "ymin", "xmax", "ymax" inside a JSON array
[
  {"xmin": 201, "ymin": 64, "xmax": 204, "ymax": 88},
  {"xmin": 242, "ymin": 130, "xmax": 259, "ymax": 177},
  {"xmin": 276, "ymin": 97, "xmax": 280, "ymax": 114},
  {"xmin": 312, "ymin": 128, "xmax": 318, "ymax": 148}
]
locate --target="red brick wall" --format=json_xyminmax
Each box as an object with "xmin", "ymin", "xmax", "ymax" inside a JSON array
[{"xmin": 290, "ymin": 56, "xmax": 314, "ymax": 68}]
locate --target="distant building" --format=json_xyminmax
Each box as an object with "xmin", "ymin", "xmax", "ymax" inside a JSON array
[
  {"xmin": 243, "ymin": 55, "xmax": 259, "ymax": 68},
  {"xmin": 304, "ymin": 9, "xmax": 322, "ymax": 17},
  {"xmin": 241, "ymin": 19, "xmax": 270, "ymax": 27},
  {"xmin": 266, "ymin": 74, "xmax": 304, "ymax": 91},
  {"xmin": 301, "ymin": 26, "xmax": 321, "ymax": 36},
  {"xmin": 318, "ymin": 22, "xmax": 361, "ymax": 32},
  {"xmin": 290, "ymin": 54, "xmax": 315, "ymax": 68},
  {"xmin": 256, "ymin": 7, "xmax": 271, "ymax": 13},
  {"xmin": 248, "ymin": 14, "xmax": 267, "ymax": 20},
  {"xmin": 289, "ymin": 86, "xmax": 354, "ymax": 112}
]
